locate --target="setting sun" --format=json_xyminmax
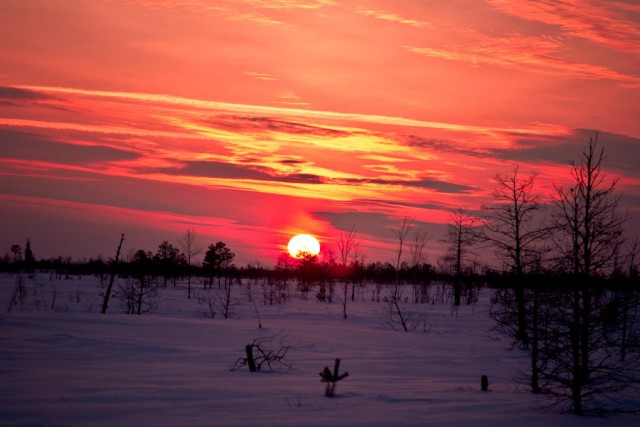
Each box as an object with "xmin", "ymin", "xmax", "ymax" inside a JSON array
[{"xmin": 287, "ymin": 234, "xmax": 320, "ymax": 258}]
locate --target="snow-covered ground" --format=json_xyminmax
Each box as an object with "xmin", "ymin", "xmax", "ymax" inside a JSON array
[{"xmin": 1, "ymin": 273, "xmax": 637, "ymax": 426}]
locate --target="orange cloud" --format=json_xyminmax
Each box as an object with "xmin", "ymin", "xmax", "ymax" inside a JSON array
[
  {"xmin": 106, "ymin": 0, "xmax": 335, "ymax": 26},
  {"xmin": 406, "ymin": 29, "xmax": 640, "ymax": 87},
  {"xmin": 356, "ymin": 8, "xmax": 431, "ymax": 28},
  {"xmin": 0, "ymin": 84, "xmax": 583, "ymax": 209},
  {"xmin": 487, "ymin": 0, "xmax": 640, "ymax": 54},
  {"xmin": 245, "ymin": 71, "xmax": 278, "ymax": 81},
  {"xmin": 13, "ymin": 85, "xmax": 572, "ymax": 138},
  {"xmin": 240, "ymin": 0, "xmax": 334, "ymax": 9}
]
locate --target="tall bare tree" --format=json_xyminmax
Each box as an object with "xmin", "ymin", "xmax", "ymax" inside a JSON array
[
  {"xmin": 410, "ymin": 229, "xmax": 430, "ymax": 268},
  {"xmin": 552, "ymin": 135, "xmax": 626, "ymax": 277},
  {"xmin": 179, "ymin": 229, "xmax": 202, "ymax": 299},
  {"xmin": 409, "ymin": 229, "xmax": 431, "ymax": 303},
  {"xmin": 541, "ymin": 134, "xmax": 632, "ymax": 414},
  {"xmin": 119, "ymin": 249, "xmax": 159, "ymax": 315},
  {"xmin": 337, "ymin": 225, "xmax": 358, "ymax": 267},
  {"xmin": 337, "ymin": 225, "xmax": 359, "ymax": 319},
  {"xmin": 445, "ymin": 209, "xmax": 477, "ymax": 306},
  {"xmin": 619, "ymin": 238, "xmax": 640, "ymax": 363},
  {"xmin": 480, "ymin": 166, "xmax": 547, "ymax": 347},
  {"xmin": 391, "ymin": 216, "xmax": 415, "ymax": 285}
]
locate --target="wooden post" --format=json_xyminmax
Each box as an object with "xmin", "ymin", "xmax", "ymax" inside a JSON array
[
  {"xmin": 481, "ymin": 375, "xmax": 489, "ymax": 391},
  {"xmin": 246, "ymin": 344, "xmax": 257, "ymax": 372}
]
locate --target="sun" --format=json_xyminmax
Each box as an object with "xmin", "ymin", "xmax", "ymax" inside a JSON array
[{"xmin": 287, "ymin": 234, "xmax": 321, "ymax": 258}]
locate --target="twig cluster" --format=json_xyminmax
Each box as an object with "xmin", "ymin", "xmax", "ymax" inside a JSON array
[{"xmin": 231, "ymin": 331, "xmax": 293, "ymax": 372}]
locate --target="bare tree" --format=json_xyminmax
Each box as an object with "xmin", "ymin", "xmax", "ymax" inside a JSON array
[
  {"xmin": 275, "ymin": 252, "xmax": 293, "ymax": 302},
  {"xmin": 178, "ymin": 229, "xmax": 202, "ymax": 299},
  {"xmin": 231, "ymin": 331, "xmax": 293, "ymax": 372},
  {"xmin": 392, "ymin": 216, "xmax": 415, "ymax": 280},
  {"xmin": 540, "ymin": 134, "xmax": 634, "ymax": 414},
  {"xmin": 444, "ymin": 209, "xmax": 477, "ymax": 306},
  {"xmin": 387, "ymin": 224, "xmax": 431, "ymax": 332},
  {"xmin": 619, "ymin": 238, "xmax": 640, "ymax": 363},
  {"xmin": 625, "ymin": 238, "xmax": 639, "ymax": 279},
  {"xmin": 216, "ymin": 276, "xmax": 239, "ymax": 319},
  {"xmin": 338, "ymin": 225, "xmax": 358, "ymax": 268},
  {"xmin": 385, "ymin": 288, "xmax": 428, "ymax": 332},
  {"xmin": 337, "ymin": 226, "xmax": 359, "ymax": 319},
  {"xmin": 350, "ymin": 243, "xmax": 363, "ymax": 300},
  {"xmin": 198, "ymin": 278, "xmax": 240, "ymax": 320},
  {"xmin": 409, "ymin": 229, "xmax": 430, "ymax": 268},
  {"xmin": 118, "ymin": 277, "xmax": 160, "ymax": 315},
  {"xmin": 7, "ymin": 275, "xmax": 27, "ymax": 312},
  {"xmin": 480, "ymin": 167, "xmax": 547, "ymax": 347},
  {"xmin": 552, "ymin": 135, "xmax": 626, "ymax": 277},
  {"xmin": 118, "ymin": 249, "xmax": 159, "ymax": 315}
]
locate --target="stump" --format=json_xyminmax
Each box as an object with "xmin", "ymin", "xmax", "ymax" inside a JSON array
[
  {"xmin": 481, "ymin": 375, "xmax": 489, "ymax": 391},
  {"xmin": 245, "ymin": 344, "xmax": 257, "ymax": 372}
]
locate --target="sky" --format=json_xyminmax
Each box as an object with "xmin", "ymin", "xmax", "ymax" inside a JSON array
[{"xmin": 1, "ymin": 0, "xmax": 639, "ymax": 266}]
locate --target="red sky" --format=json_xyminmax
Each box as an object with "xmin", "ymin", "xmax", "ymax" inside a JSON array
[{"xmin": 1, "ymin": 0, "xmax": 639, "ymax": 266}]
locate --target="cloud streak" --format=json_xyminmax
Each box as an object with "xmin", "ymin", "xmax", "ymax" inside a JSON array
[
  {"xmin": 0, "ymin": 86, "xmax": 54, "ymax": 103},
  {"xmin": 0, "ymin": 129, "xmax": 140, "ymax": 165},
  {"xmin": 12, "ymin": 85, "xmax": 573, "ymax": 138},
  {"xmin": 487, "ymin": 0, "xmax": 640, "ymax": 55},
  {"xmin": 406, "ymin": 30, "xmax": 640, "ymax": 87},
  {"xmin": 357, "ymin": 8, "xmax": 431, "ymax": 28}
]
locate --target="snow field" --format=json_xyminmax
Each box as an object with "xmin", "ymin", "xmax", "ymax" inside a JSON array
[{"xmin": 1, "ymin": 274, "xmax": 637, "ymax": 426}]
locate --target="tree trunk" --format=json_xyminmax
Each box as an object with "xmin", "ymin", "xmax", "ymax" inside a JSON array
[
  {"xmin": 621, "ymin": 290, "xmax": 629, "ymax": 362},
  {"xmin": 245, "ymin": 345, "xmax": 257, "ymax": 372},
  {"xmin": 530, "ymin": 287, "xmax": 540, "ymax": 393},
  {"xmin": 516, "ymin": 285, "xmax": 528, "ymax": 347},
  {"xmin": 580, "ymin": 287, "xmax": 591, "ymax": 385},
  {"xmin": 101, "ymin": 234, "xmax": 125, "ymax": 314},
  {"xmin": 454, "ymin": 278, "xmax": 461, "ymax": 307},
  {"xmin": 571, "ymin": 289, "xmax": 583, "ymax": 414},
  {"xmin": 136, "ymin": 277, "xmax": 144, "ymax": 315}
]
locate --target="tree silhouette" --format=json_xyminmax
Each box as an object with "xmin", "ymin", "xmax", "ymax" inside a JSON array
[
  {"xmin": 539, "ymin": 134, "xmax": 634, "ymax": 414},
  {"xmin": 409, "ymin": 229, "xmax": 430, "ymax": 270},
  {"xmin": 391, "ymin": 216, "xmax": 415, "ymax": 285},
  {"xmin": 10, "ymin": 244, "xmax": 22, "ymax": 264},
  {"xmin": 24, "ymin": 239, "xmax": 35, "ymax": 273},
  {"xmin": 203, "ymin": 241, "xmax": 235, "ymax": 288},
  {"xmin": 154, "ymin": 241, "xmax": 184, "ymax": 287},
  {"xmin": 178, "ymin": 229, "xmax": 202, "ymax": 299},
  {"xmin": 119, "ymin": 249, "xmax": 159, "ymax": 315},
  {"xmin": 337, "ymin": 226, "xmax": 360, "ymax": 318},
  {"xmin": 101, "ymin": 233, "xmax": 125, "ymax": 314},
  {"xmin": 444, "ymin": 209, "xmax": 477, "ymax": 307},
  {"xmin": 480, "ymin": 167, "xmax": 547, "ymax": 349},
  {"xmin": 296, "ymin": 251, "xmax": 319, "ymax": 300}
]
